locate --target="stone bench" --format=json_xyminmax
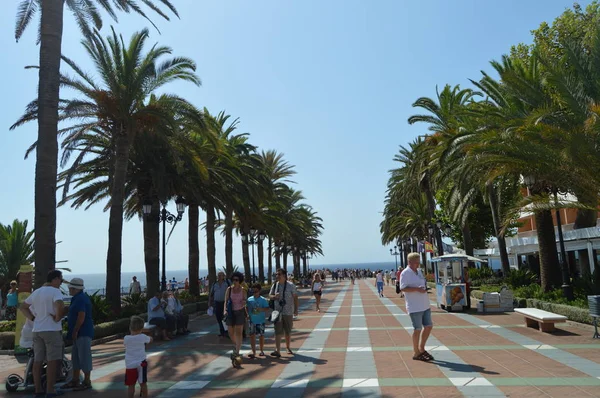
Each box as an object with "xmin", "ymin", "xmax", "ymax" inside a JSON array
[
  {"xmin": 142, "ymin": 322, "xmax": 158, "ymax": 338},
  {"xmin": 515, "ymin": 308, "xmax": 567, "ymax": 332}
]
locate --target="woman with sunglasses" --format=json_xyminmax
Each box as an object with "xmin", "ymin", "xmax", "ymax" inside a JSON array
[
  {"xmin": 223, "ymin": 272, "xmax": 247, "ymax": 365},
  {"xmin": 5, "ymin": 281, "xmax": 19, "ymax": 320}
]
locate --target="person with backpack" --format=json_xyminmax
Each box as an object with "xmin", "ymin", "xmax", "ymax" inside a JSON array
[{"xmin": 208, "ymin": 271, "xmax": 230, "ymax": 338}]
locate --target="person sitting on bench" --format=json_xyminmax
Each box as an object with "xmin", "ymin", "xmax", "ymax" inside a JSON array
[{"xmin": 147, "ymin": 291, "xmax": 175, "ymax": 340}]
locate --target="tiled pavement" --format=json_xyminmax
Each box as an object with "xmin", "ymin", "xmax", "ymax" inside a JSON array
[{"xmin": 2, "ymin": 281, "xmax": 600, "ymax": 397}]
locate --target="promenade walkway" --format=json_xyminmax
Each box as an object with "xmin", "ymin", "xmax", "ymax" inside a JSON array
[{"xmin": 2, "ymin": 280, "xmax": 600, "ymax": 397}]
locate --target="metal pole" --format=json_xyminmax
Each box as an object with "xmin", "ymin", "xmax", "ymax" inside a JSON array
[
  {"xmin": 394, "ymin": 252, "xmax": 398, "ymax": 268},
  {"xmin": 251, "ymin": 239, "xmax": 256, "ymax": 283},
  {"xmin": 161, "ymin": 207, "xmax": 167, "ymax": 292},
  {"xmin": 554, "ymin": 191, "xmax": 573, "ymax": 300}
]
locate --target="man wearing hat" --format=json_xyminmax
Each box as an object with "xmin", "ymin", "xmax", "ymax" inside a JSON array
[{"xmin": 63, "ymin": 277, "xmax": 94, "ymax": 391}]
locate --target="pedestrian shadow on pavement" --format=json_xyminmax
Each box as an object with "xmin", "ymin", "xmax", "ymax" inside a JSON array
[{"xmin": 433, "ymin": 360, "xmax": 499, "ymax": 375}]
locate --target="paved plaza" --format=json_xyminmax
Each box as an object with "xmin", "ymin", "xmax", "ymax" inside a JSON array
[{"xmin": 2, "ymin": 280, "xmax": 600, "ymax": 397}]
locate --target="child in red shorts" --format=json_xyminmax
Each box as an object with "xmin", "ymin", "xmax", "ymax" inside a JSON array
[{"xmin": 124, "ymin": 316, "xmax": 152, "ymax": 397}]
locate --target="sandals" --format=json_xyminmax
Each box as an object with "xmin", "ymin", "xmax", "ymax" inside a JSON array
[
  {"xmin": 259, "ymin": 351, "xmax": 265, "ymax": 356},
  {"xmin": 74, "ymin": 381, "xmax": 92, "ymax": 391},
  {"xmin": 412, "ymin": 351, "xmax": 435, "ymax": 361},
  {"xmin": 248, "ymin": 353, "xmax": 256, "ymax": 359},
  {"xmin": 286, "ymin": 348, "xmax": 294, "ymax": 355},
  {"xmin": 270, "ymin": 351, "xmax": 281, "ymax": 358}
]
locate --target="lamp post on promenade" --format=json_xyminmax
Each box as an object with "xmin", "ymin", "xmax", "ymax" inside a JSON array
[
  {"xmin": 390, "ymin": 246, "xmax": 400, "ymax": 268},
  {"xmin": 143, "ymin": 197, "xmax": 186, "ymax": 292}
]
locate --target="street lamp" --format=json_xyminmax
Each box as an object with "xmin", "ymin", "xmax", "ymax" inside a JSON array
[
  {"xmin": 241, "ymin": 227, "xmax": 266, "ymax": 283},
  {"xmin": 390, "ymin": 246, "xmax": 399, "ymax": 268},
  {"xmin": 553, "ymin": 189, "xmax": 574, "ymax": 301},
  {"xmin": 143, "ymin": 196, "xmax": 186, "ymax": 292}
]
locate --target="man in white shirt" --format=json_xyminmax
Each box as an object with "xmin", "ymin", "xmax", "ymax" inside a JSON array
[
  {"xmin": 400, "ymin": 253, "xmax": 434, "ymax": 362},
  {"xmin": 130, "ymin": 276, "xmax": 141, "ymax": 295},
  {"xmin": 20, "ymin": 270, "xmax": 66, "ymax": 397}
]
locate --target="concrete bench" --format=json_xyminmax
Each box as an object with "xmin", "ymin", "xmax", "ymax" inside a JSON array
[
  {"xmin": 142, "ymin": 322, "xmax": 158, "ymax": 338},
  {"xmin": 515, "ymin": 308, "xmax": 567, "ymax": 332}
]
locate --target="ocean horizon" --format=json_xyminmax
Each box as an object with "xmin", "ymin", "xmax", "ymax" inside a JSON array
[{"xmin": 65, "ymin": 261, "xmax": 399, "ymax": 293}]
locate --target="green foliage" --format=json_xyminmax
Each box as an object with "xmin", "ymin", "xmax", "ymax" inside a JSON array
[
  {"xmin": 177, "ymin": 290, "xmax": 194, "ymax": 303},
  {"xmin": 0, "ymin": 332, "xmax": 15, "ymax": 350},
  {"xmin": 89, "ymin": 292, "xmax": 111, "ymax": 324},
  {"xmin": 512, "ymin": 284, "xmax": 588, "ymax": 308},
  {"xmin": 94, "ymin": 318, "xmax": 134, "ymax": 340},
  {"xmin": 525, "ymin": 298, "xmax": 593, "ymax": 324},
  {"xmin": 467, "ymin": 267, "xmax": 494, "ymax": 280},
  {"xmin": 0, "ymin": 320, "xmax": 16, "ymax": 332},
  {"xmin": 505, "ymin": 269, "xmax": 537, "ymax": 288},
  {"xmin": 0, "ymin": 219, "xmax": 34, "ymax": 289}
]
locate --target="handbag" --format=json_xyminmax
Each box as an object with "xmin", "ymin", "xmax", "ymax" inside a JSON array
[
  {"xmin": 396, "ymin": 282, "xmax": 400, "ymax": 295},
  {"xmin": 268, "ymin": 282, "xmax": 277, "ymax": 309}
]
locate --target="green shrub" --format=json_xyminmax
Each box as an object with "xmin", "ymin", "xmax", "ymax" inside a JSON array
[
  {"xmin": 94, "ymin": 318, "xmax": 132, "ymax": 340},
  {"xmin": 0, "ymin": 320, "xmax": 16, "ymax": 332},
  {"xmin": 0, "ymin": 332, "xmax": 15, "ymax": 350},
  {"xmin": 178, "ymin": 290, "xmax": 195, "ymax": 303},
  {"xmin": 506, "ymin": 269, "xmax": 537, "ymax": 288},
  {"xmin": 89, "ymin": 292, "xmax": 111, "ymax": 324},
  {"xmin": 122, "ymin": 293, "xmax": 147, "ymax": 311},
  {"xmin": 468, "ymin": 267, "xmax": 495, "ymax": 280},
  {"xmin": 470, "ymin": 277, "xmax": 504, "ymax": 287}
]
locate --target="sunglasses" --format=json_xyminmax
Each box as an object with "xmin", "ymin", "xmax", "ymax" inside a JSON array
[{"xmin": 232, "ymin": 278, "xmax": 240, "ymax": 282}]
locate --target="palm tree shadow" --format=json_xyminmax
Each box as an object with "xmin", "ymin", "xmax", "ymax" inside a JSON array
[{"xmin": 433, "ymin": 360, "xmax": 499, "ymax": 375}]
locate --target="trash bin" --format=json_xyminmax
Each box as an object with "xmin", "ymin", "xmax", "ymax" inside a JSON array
[{"xmin": 589, "ymin": 295, "xmax": 600, "ymax": 339}]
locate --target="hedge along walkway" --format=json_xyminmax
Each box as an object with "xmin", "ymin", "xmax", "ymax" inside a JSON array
[{"xmin": 3, "ymin": 280, "xmax": 600, "ymax": 397}]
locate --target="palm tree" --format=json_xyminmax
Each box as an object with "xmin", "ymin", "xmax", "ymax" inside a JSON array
[
  {"xmin": 0, "ymin": 219, "xmax": 35, "ymax": 291},
  {"xmin": 14, "ymin": 0, "xmax": 178, "ymax": 288},
  {"xmin": 13, "ymin": 28, "xmax": 201, "ymax": 310}
]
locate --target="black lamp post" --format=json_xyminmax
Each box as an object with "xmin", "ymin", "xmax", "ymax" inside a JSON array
[
  {"xmin": 241, "ymin": 227, "xmax": 266, "ymax": 283},
  {"xmin": 554, "ymin": 189, "xmax": 574, "ymax": 301},
  {"xmin": 390, "ymin": 246, "xmax": 399, "ymax": 268},
  {"xmin": 143, "ymin": 197, "xmax": 186, "ymax": 292}
]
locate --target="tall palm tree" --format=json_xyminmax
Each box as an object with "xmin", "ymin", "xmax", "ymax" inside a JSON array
[
  {"xmin": 13, "ymin": 28, "xmax": 201, "ymax": 310},
  {"xmin": 14, "ymin": 0, "xmax": 178, "ymax": 288}
]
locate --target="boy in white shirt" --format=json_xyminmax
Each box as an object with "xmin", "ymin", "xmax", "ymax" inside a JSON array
[{"xmin": 124, "ymin": 316, "xmax": 152, "ymax": 398}]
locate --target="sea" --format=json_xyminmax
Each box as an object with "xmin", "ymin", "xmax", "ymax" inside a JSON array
[{"xmin": 66, "ymin": 262, "xmax": 399, "ymax": 294}]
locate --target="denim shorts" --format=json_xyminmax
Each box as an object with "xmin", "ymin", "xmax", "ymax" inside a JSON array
[
  {"xmin": 72, "ymin": 336, "xmax": 93, "ymax": 372},
  {"xmin": 409, "ymin": 309, "xmax": 433, "ymax": 330}
]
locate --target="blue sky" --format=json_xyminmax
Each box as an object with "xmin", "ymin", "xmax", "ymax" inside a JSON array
[{"xmin": 0, "ymin": 0, "xmax": 588, "ymax": 275}]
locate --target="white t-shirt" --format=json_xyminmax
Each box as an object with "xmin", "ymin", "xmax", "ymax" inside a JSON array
[
  {"xmin": 376, "ymin": 273, "xmax": 383, "ymax": 283},
  {"xmin": 399, "ymin": 267, "xmax": 430, "ymax": 314},
  {"xmin": 24, "ymin": 286, "xmax": 64, "ymax": 332},
  {"xmin": 313, "ymin": 282, "xmax": 322, "ymax": 291},
  {"xmin": 124, "ymin": 334, "xmax": 151, "ymax": 369}
]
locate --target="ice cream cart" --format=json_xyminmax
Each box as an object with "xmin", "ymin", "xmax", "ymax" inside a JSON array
[{"xmin": 431, "ymin": 254, "xmax": 486, "ymax": 312}]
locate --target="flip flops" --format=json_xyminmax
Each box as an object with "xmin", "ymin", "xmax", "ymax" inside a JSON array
[{"xmin": 412, "ymin": 351, "xmax": 435, "ymax": 361}]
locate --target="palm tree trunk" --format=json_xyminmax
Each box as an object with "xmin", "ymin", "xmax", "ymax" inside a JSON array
[
  {"xmin": 282, "ymin": 250, "xmax": 288, "ymax": 272},
  {"xmin": 267, "ymin": 237, "xmax": 273, "ymax": 284},
  {"xmin": 293, "ymin": 253, "xmax": 300, "ymax": 279},
  {"xmin": 535, "ymin": 209, "xmax": 561, "ymax": 291},
  {"xmin": 275, "ymin": 249, "xmax": 281, "ymax": 271},
  {"xmin": 143, "ymin": 199, "xmax": 160, "ymax": 298},
  {"xmin": 461, "ymin": 224, "xmax": 474, "ymax": 256},
  {"xmin": 242, "ymin": 233, "xmax": 251, "ymax": 282},
  {"xmin": 224, "ymin": 208, "xmax": 234, "ymax": 275},
  {"xmin": 34, "ymin": 0, "xmax": 65, "ymax": 288},
  {"xmin": 106, "ymin": 131, "xmax": 133, "ymax": 313},
  {"xmin": 487, "ymin": 182, "xmax": 511, "ymax": 276},
  {"xmin": 206, "ymin": 204, "xmax": 217, "ymax": 286},
  {"xmin": 188, "ymin": 204, "xmax": 199, "ymax": 296},
  {"xmin": 258, "ymin": 239, "xmax": 265, "ymax": 283},
  {"xmin": 302, "ymin": 254, "xmax": 308, "ymax": 275}
]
